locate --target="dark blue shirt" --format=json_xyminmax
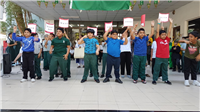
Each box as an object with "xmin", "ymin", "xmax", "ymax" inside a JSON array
[
  {"xmin": 106, "ymin": 37, "xmax": 124, "ymax": 57},
  {"xmin": 83, "ymin": 38, "xmax": 99, "ymax": 54},
  {"xmin": 12, "ymin": 33, "xmax": 40, "ymax": 52},
  {"xmin": 133, "ymin": 36, "xmax": 149, "ymax": 56}
]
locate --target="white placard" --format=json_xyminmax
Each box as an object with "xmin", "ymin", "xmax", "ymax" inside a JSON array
[
  {"xmin": 28, "ymin": 23, "xmax": 37, "ymax": 33},
  {"xmin": 123, "ymin": 17, "xmax": 133, "ymax": 27},
  {"xmin": 59, "ymin": 18, "xmax": 69, "ymax": 28},
  {"xmin": 158, "ymin": 13, "xmax": 169, "ymax": 23},
  {"xmin": 105, "ymin": 22, "xmax": 113, "ymax": 32},
  {"xmin": 87, "ymin": 27, "xmax": 98, "ymax": 36},
  {"xmin": 45, "ymin": 23, "xmax": 54, "ymax": 33}
]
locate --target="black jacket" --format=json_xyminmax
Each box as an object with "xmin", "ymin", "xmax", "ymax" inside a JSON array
[{"xmin": 170, "ymin": 46, "xmax": 181, "ymax": 59}]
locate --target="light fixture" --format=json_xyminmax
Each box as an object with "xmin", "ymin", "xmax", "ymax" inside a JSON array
[
  {"xmin": 80, "ymin": 24, "xmax": 84, "ymax": 26},
  {"xmin": 188, "ymin": 24, "xmax": 195, "ymax": 27},
  {"xmin": 69, "ymin": 24, "xmax": 73, "ymax": 27},
  {"xmin": 61, "ymin": 16, "xmax": 79, "ymax": 18},
  {"xmin": 113, "ymin": 25, "xmax": 117, "ymax": 27}
]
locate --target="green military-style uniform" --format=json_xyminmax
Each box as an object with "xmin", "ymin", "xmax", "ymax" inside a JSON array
[
  {"xmin": 66, "ymin": 48, "xmax": 71, "ymax": 77},
  {"xmin": 34, "ymin": 42, "xmax": 42, "ymax": 77},
  {"xmin": 49, "ymin": 37, "xmax": 70, "ymax": 80},
  {"xmin": 43, "ymin": 40, "xmax": 51, "ymax": 69},
  {"xmin": 6, "ymin": 37, "xmax": 16, "ymax": 61}
]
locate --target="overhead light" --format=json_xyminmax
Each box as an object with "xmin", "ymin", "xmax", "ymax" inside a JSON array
[
  {"xmin": 77, "ymin": 24, "xmax": 79, "ymax": 26},
  {"xmin": 113, "ymin": 25, "xmax": 117, "ymax": 27},
  {"xmin": 80, "ymin": 24, "xmax": 84, "ymax": 26},
  {"xmin": 61, "ymin": 16, "xmax": 79, "ymax": 18},
  {"xmin": 69, "ymin": 24, "xmax": 73, "ymax": 27},
  {"xmin": 188, "ymin": 24, "xmax": 195, "ymax": 27}
]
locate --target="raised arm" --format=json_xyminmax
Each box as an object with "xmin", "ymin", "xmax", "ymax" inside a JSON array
[
  {"xmin": 122, "ymin": 26, "xmax": 130, "ymax": 37},
  {"xmin": 64, "ymin": 30, "xmax": 70, "ymax": 40},
  {"xmin": 78, "ymin": 35, "xmax": 86, "ymax": 45},
  {"xmin": 130, "ymin": 23, "xmax": 138, "ymax": 40},
  {"xmin": 149, "ymin": 21, "xmax": 155, "ymax": 39},
  {"xmin": 103, "ymin": 27, "xmax": 112, "ymax": 41},
  {"xmin": 178, "ymin": 39, "xmax": 191, "ymax": 44},
  {"xmin": 12, "ymin": 26, "xmax": 22, "ymax": 41},
  {"xmin": 123, "ymin": 34, "xmax": 128, "ymax": 45},
  {"xmin": 156, "ymin": 19, "xmax": 161, "ymax": 39},
  {"xmin": 167, "ymin": 18, "xmax": 173, "ymax": 38}
]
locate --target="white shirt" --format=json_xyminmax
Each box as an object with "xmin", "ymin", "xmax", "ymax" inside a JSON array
[
  {"xmin": 120, "ymin": 37, "xmax": 131, "ymax": 52},
  {"xmin": 102, "ymin": 42, "xmax": 107, "ymax": 53},
  {"xmin": 151, "ymin": 41, "xmax": 157, "ymax": 58},
  {"xmin": 7, "ymin": 37, "xmax": 15, "ymax": 44},
  {"xmin": 34, "ymin": 42, "xmax": 42, "ymax": 54},
  {"xmin": 100, "ymin": 45, "xmax": 103, "ymax": 50},
  {"xmin": 70, "ymin": 49, "xmax": 74, "ymax": 54}
]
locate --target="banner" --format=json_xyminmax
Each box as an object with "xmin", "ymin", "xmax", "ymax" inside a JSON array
[
  {"xmin": 105, "ymin": 22, "xmax": 113, "ymax": 32},
  {"xmin": 123, "ymin": 17, "xmax": 133, "ymax": 27},
  {"xmin": 87, "ymin": 27, "xmax": 97, "ymax": 36},
  {"xmin": 158, "ymin": 13, "xmax": 169, "ymax": 23},
  {"xmin": 28, "ymin": 23, "xmax": 37, "ymax": 33},
  {"xmin": 45, "ymin": 23, "xmax": 54, "ymax": 33},
  {"xmin": 59, "ymin": 18, "xmax": 69, "ymax": 28},
  {"xmin": 141, "ymin": 14, "xmax": 146, "ymax": 27}
]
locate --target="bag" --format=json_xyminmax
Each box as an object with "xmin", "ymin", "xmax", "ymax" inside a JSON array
[
  {"xmin": 3, "ymin": 54, "xmax": 12, "ymax": 74},
  {"xmin": 74, "ymin": 47, "xmax": 85, "ymax": 59}
]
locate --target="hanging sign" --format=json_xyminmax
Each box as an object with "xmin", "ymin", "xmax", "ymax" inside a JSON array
[
  {"xmin": 123, "ymin": 17, "xmax": 134, "ymax": 27},
  {"xmin": 45, "ymin": 22, "xmax": 54, "ymax": 33},
  {"xmin": 158, "ymin": 13, "xmax": 169, "ymax": 23},
  {"xmin": 28, "ymin": 23, "xmax": 37, "ymax": 33},
  {"xmin": 141, "ymin": 14, "xmax": 146, "ymax": 27},
  {"xmin": 105, "ymin": 22, "xmax": 113, "ymax": 32},
  {"xmin": 59, "ymin": 18, "xmax": 69, "ymax": 28}
]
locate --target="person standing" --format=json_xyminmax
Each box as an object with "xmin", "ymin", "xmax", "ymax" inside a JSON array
[
  {"xmin": 6, "ymin": 33, "xmax": 17, "ymax": 62},
  {"xmin": 43, "ymin": 34, "xmax": 51, "ymax": 71}
]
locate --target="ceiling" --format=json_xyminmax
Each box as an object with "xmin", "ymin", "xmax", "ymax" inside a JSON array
[{"xmin": 12, "ymin": 0, "xmax": 192, "ymax": 21}]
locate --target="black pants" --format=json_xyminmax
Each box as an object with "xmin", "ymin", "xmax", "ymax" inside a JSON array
[
  {"xmin": 99, "ymin": 50, "xmax": 103, "ymax": 63},
  {"xmin": 172, "ymin": 58, "xmax": 180, "ymax": 71},
  {"xmin": 71, "ymin": 54, "xmax": 74, "ymax": 60},
  {"xmin": 184, "ymin": 56, "xmax": 198, "ymax": 80},
  {"xmin": 152, "ymin": 58, "xmax": 162, "ymax": 77},
  {"xmin": 22, "ymin": 52, "xmax": 35, "ymax": 79},
  {"xmin": 147, "ymin": 54, "xmax": 151, "ymax": 65},
  {"xmin": 106, "ymin": 54, "xmax": 120, "ymax": 78},
  {"xmin": 120, "ymin": 52, "xmax": 131, "ymax": 75}
]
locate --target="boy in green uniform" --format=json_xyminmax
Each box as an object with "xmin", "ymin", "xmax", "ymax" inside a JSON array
[
  {"xmin": 78, "ymin": 29, "xmax": 100, "ymax": 83},
  {"xmin": 49, "ymin": 28, "xmax": 70, "ymax": 81}
]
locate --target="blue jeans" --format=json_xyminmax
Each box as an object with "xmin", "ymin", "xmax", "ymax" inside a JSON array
[{"xmin": 106, "ymin": 54, "xmax": 120, "ymax": 78}]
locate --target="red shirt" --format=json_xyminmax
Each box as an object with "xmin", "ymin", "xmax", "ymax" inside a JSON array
[{"xmin": 156, "ymin": 36, "xmax": 171, "ymax": 58}]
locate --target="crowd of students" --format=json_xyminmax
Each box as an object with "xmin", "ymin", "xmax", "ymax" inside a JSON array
[{"xmin": 6, "ymin": 18, "xmax": 200, "ymax": 87}]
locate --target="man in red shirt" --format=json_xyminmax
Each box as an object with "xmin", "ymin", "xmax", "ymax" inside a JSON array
[{"xmin": 152, "ymin": 18, "xmax": 173, "ymax": 85}]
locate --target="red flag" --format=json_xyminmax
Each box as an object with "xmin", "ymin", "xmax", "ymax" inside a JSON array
[{"xmin": 141, "ymin": 14, "xmax": 146, "ymax": 27}]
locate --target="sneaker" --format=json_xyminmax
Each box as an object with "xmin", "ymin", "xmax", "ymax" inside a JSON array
[
  {"xmin": 67, "ymin": 75, "xmax": 71, "ymax": 78},
  {"xmin": 77, "ymin": 66, "xmax": 81, "ymax": 68},
  {"xmin": 184, "ymin": 80, "xmax": 190, "ymax": 87},
  {"xmin": 82, "ymin": 66, "xmax": 85, "ymax": 68},
  {"xmin": 115, "ymin": 78, "xmax": 123, "ymax": 84},
  {"xmin": 95, "ymin": 79, "xmax": 100, "ymax": 83},
  {"xmin": 146, "ymin": 74, "xmax": 150, "ymax": 77},
  {"xmin": 64, "ymin": 78, "xmax": 68, "ymax": 81},
  {"xmin": 165, "ymin": 80, "xmax": 172, "ymax": 85},
  {"xmin": 49, "ymin": 78, "xmax": 53, "ymax": 82},
  {"xmin": 121, "ymin": 75, "xmax": 125, "ymax": 78},
  {"xmin": 20, "ymin": 79, "xmax": 27, "ymax": 83},
  {"xmin": 133, "ymin": 80, "xmax": 137, "ymax": 84},
  {"xmin": 81, "ymin": 79, "xmax": 87, "ymax": 83},
  {"xmin": 141, "ymin": 80, "xmax": 147, "ymax": 84},
  {"xmin": 100, "ymin": 74, "xmax": 104, "ymax": 78},
  {"xmin": 103, "ymin": 78, "xmax": 110, "ymax": 83},
  {"xmin": 127, "ymin": 75, "xmax": 132, "ymax": 79},
  {"xmin": 193, "ymin": 80, "xmax": 200, "ymax": 87},
  {"xmin": 152, "ymin": 80, "xmax": 157, "ymax": 85},
  {"xmin": 109, "ymin": 75, "xmax": 112, "ymax": 78},
  {"xmin": 147, "ymin": 65, "xmax": 150, "ymax": 67},
  {"xmin": 37, "ymin": 76, "xmax": 41, "ymax": 80},
  {"xmin": 31, "ymin": 78, "xmax": 35, "ymax": 83}
]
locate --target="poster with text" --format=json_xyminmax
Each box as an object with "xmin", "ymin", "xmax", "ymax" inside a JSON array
[
  {"xmin": 141, "ymin": 14, "xmax": 146, "ymax": 27},
  {"xmin": 59, "ymin": 18, "xmax": 69, "ymax": 28},
  {"xmin": 45, "ymin": 23, "xmax": 54, "ymax": 33},
  {"xmin": 123, "ymin": 17, "xmax": 133, "ymax": 27},
  {"xmin": 28, "ymin": 23, "xmax": 37, "ymax": 33},
  {"xmin": 87, "ymin": 27, "xmax": 98, "ymax": 36},
  {"xmin": 158, "ymin": 13, "xmax": 169, "ymax": 23},
  {"xmin": 105, "ymin": 22, "xmax": 113, "ymax": 32}
]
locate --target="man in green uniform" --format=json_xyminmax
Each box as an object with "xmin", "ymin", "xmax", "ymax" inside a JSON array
[{"xmin": 49, "ymin": 28, "xmax": 70, "ymax": 81}]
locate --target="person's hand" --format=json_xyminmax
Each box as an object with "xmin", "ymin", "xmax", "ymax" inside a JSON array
[
  {"xmin": 185, "ymin": 40, "xmax": 191, "ymax": 44},
  {"xmin": 63, "ymin": 54, "xmax": 68, "ymax": 60},
  {"xmin": 196, "ymin": 54, "xmax": 200, "ymax": 61},
  {"xmin": 157, "ymin": 19, "xmax": 161, "ymax": 24},
  {"xmin": 44, "ymin": 45, "xmax": 47, "ymax": 48},
  {"xmin": 13, "ymin": 26, "xmax": 17, "ymax": 33},
  {"xmin": 49, "ymin": 50, "xmax": 52, "ymax": 54},
  {"xmin": 169, "ymin": 18, "xmax": 173, "ymax": 23},
  {"xmin": 38, "ymin": 54, "xmax": 41, "ymax": 58},
  {"xmin": 151, "ymin": 20, "xmax": 155, "ymax": 27},
  {"xmin": 13, "ymin": 60, "xmax": 17, "ymax": 63},
  {"xmin": 108, "ymin": 27, "xmax": 112, "ymax": 31},
  {"xmin": 96, "ymin": 51, "xmax": 99, "ymax": 55},
  {"xmin": 83, "ymin": 35, "xmax": 87, "ymax": 39},
  {"xmin": 14, "ymin": 42, "xmax": 17, "ymax": 45},
  {"xmin": 104, "ymin": 42, "xmax": 107, "ymax": 45},
  {"xmin": 161, "ymin": 26, "xmax": 164, "ymax": 30},
  {"xmin": 173, "ymin": 47, "xmax": 176, "ymax": 50}
]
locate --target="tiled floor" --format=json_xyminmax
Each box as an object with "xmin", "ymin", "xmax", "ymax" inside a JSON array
[{"xmin": 0, "ymin": 60, "xmax": 199, "ymax": 111}]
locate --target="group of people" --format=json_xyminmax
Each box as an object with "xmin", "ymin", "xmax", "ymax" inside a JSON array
[{"xmin": 7, "ymin": 17, "xmax": 200, "ymax": 87}]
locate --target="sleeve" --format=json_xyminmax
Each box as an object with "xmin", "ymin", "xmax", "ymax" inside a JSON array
[
  {"xmin": 151, "ymin": 41, "xmax": 155, "ymax": 49},
  {"xmin": 12, "ymin": 33, "xmax": 22, "ymax": 41},
  {"xmin": 120, "ymin": 40, "xmax": 125, "ymax": 45},
  {"xmin": 34, "ymin": 37, "xmax": 40, "ymax": 42},
  {"xmin": 146, "ymin": 36, "xmax": 149, "ymax": 41},
  {"xmin": 133, "ymin": 37, "xmax": 138, "ymax": 42},
  {"xmin": 51, "ymin": 39, "xmax": 55, "ymax": 46},
  {"xmin": 106, "ymin": 37, "xmax": 110, "ymax": 43},
  {"xmin": 66, "ymin": 39, "xmax": 70, "ymax": 46},
  {"xmin": 39, "ymin": 44, "xmax": 42, "ymax": 49},
  {"xmin": 7, "ymin": 38, "xmax": 10, "ymax": 43},
  {"xmin": 95, "ymin": 39, "xmax": 99, "ymax": 45}
]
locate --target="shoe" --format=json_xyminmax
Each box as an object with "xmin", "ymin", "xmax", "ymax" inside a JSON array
[
  {"xmin": 121, "ymin": 75, "xmax": 125, "ymax": 78},
  {"xmin": 169, "ymin": 67, "xmax": 173, "ymax": 69},
  {"xmin": 178, "ymin": 70, "xmax": 181, "ymax": 73},
  {"xmin": 90, "ymin": 73, "xmax": 93, "ymax": 77},
  {"xmin": 49, "ymin": 79, "xmax": 53, "ymax": 82},
  {"xmin": 147, "ymin": 65, "xmax": 150, "ymax": 67},
  {"xmin": 103, "ymin": 78, "xmax": 110, "ymax": 83},
  {"xmin": 109, "ymin": 75, "xmax": 112, "ymax": 78},
  {"xmin": 115, "ymin": 78, "xmax": 123, "ymax": 84},
  {"xmin": 81, "ymin": 79, "xmax": 87, "ymax": 83},
  {"xmin": 67, "ymin": 75, "xmax": 71, "ymax": 78},
  {"xmin": 55, "ymin": 74, "xmax": 59, "ymax": 77},
  {"xmin": 37, "ymin": 76, "xmax": 41, "ymax": 80},
  {"xmin": 64, "ymin": 78, "xmax": 68, "ymax": 81},
  {"xmin": 146, "ymin": 74, "xmax": 150, "ymax": 77},
  {"xmin": 95, "ymin": 79, "xmax": 100, "ymax": 83},
  {"xmin": 184, "ymin": 80, "xmax": 190, "ymax": 87},
  {"xmin": 31, "ymin": 78, "xmax": 35, "ymax": 83},
  {"xmin": 20, "ymin": 79, "xmax": 27, "ymax": 83},
  {"xmin": 82, "ymin": 66, "xmax": 85, "ymax": 68},
  {"xmin": 133, "ymin": 80, "xmax": 137, "ymax": 84},
  {"xmin": 193, "ymin": 80, "xmax": 200, "ymax": 87},
  {"xmin": 152, "ymin": 81, "xmax": 157, "ymax": 85},
  {"xmin": 43, "ymin": 69, "xmax": 48, "ymax": 71},
  {"xmin": 127, "ymin": 75, "xmax": 132, "ymax": 79},
  {"xmin": 165, "ymin": 80, "xmax": 172, "ymax": 85},
  {"xmin": 141, "ymin": 80, "xmax": 147, "ymax": 84},
  {"xmin": 77, "ymin": 66, "xmax": 81, "ymax": 68},
  {"xmin": 100, "ymin": 74, "xmax": 104, "ymax": 78},
  {"xmin": 60, "ymin": 74, "xmax": 63, "ymax": 78}
]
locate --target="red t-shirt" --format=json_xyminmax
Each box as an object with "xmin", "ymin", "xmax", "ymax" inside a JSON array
[{"xmin": 156, "ymin": 36, "xmax": 171, "ymax": 58}]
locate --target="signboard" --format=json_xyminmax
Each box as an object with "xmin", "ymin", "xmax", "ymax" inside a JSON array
[
  {"xmin": 59, "ymin": 18, "xmax": 69, "ymax": 28},
  {"xmin": 45, "ymin": 23, "xmax": 54, "ymax": 33},
  {"xmin": 158, "ymin": 13, "xmax": 169, "ymax": 23},
  {"xmin": 28, "ymin": 23, "xmax": 37, "ymax": 33},
  {"xmin": 123, "ymin": 17, "xmax": 133, "ymax": 27},
  {"xmin": 105, "ymin": 22, "xmax": 113, "ymax": 32}
]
